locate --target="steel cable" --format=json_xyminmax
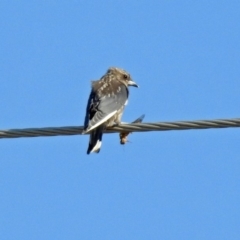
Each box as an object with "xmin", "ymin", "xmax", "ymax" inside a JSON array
[{"xmin": 0, "ymin": 117, "xmax": 240, "ymax": 139}]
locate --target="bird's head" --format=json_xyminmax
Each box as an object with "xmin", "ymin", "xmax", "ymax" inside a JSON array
[{"xmin": 107, "ymin": 67, "xmax": 138, "ymax": 88}]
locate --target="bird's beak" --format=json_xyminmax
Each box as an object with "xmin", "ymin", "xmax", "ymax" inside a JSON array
[{"xmin": 128, "ymin": 79, "xmax": 139, "ymax": 88}]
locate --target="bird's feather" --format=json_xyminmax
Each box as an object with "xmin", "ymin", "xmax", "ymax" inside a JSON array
[
  {"xmin": 87, "ymin": 125, "xmax": 104, "ymax": 154},
  {"xmin": 84, "ymin": 80, "xmax": 128, "ymax": 133}
]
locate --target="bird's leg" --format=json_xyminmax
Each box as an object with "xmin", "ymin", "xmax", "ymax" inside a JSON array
[{"xmin": 110, "ymin": 111, "xmax": 123, "ymax": 127}]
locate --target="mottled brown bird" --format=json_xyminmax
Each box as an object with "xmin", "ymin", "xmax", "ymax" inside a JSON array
[{"xmin": 83, "ymin": 67, "xmax": 138, "ymax": 154}]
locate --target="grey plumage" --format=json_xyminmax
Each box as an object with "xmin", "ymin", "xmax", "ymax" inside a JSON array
[{"xmin": 83, "ymin": 67, "xmax": 138, "ymax": 154}]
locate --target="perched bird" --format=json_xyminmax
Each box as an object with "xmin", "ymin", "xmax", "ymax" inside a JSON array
[{"xmin": 83, "ymin": 67, "xmax": 138, "ymax": 154}]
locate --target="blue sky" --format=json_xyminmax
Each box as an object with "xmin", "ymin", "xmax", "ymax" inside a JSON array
[{"xmin": 1, "ymin": 1, "xmax": 240, "ymax": 239}]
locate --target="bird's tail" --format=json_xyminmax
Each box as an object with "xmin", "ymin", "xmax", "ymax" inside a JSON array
[{"xmin": 87, "ymin": 125, "xmax": 104, "ymax": 154}]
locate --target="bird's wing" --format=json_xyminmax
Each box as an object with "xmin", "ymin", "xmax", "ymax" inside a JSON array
[{"xmin": 84, "ymin": 82, "xmax": 128, "ymax": 133}]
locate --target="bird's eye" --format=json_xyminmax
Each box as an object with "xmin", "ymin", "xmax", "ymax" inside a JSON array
[{"xmin": 123, "ymin": 74, "xmax": 128, "ymax": 79}]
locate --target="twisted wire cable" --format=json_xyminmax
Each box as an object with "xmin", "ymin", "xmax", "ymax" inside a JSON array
[{"xmin": 0, "ymin": 117, "xmax": 240, "ymax": 139}]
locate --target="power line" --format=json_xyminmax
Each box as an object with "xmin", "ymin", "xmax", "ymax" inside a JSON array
[{"xmin": 0, "ymin": 117, "xmax": 240, "ymax": 139}]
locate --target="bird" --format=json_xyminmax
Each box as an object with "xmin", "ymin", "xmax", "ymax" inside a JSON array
[{"xmin": 83, "ymin": 67, "xmax": 138, "ymax": 154}]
